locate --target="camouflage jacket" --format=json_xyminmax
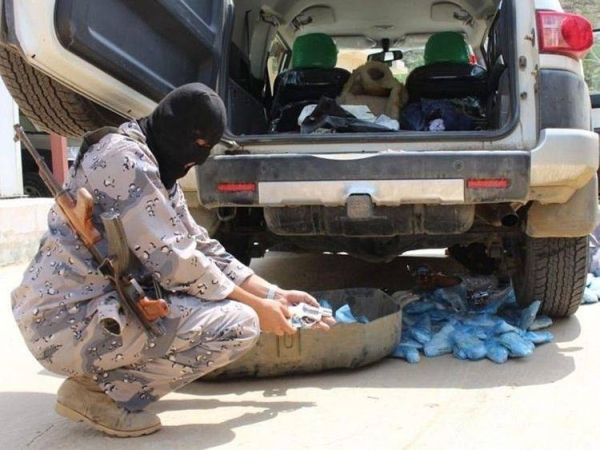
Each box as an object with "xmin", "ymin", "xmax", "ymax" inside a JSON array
[{"xmin": 12, "ymin": 121, "xmax": 253, "ymax": 335}]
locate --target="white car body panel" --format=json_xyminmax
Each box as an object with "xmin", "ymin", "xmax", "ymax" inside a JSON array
[
  {"xmin": 258, "ymin": 179, "xmax": 465, "ymax": 206},
  {"xmin": 539, "ymin": 54, "xmax": 585, "ymax": 75},
  {"xmin": 530, "ymin": 129, "xmax": 599, "ymax": 202}
]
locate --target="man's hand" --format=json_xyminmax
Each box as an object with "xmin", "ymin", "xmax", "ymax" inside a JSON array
[
  {"xmin": 254, "ymin": 298, "xmax": 296, "ymax": 336},
  {"xmin": 227, "ymin": 286, "xmax": 296, "ymax": 336},
  {"xmin": 277, "ymin": 289, "xmax": 337, "ymax": 331},
  {"xmin": 231, "ymin": 279, "xmax": 336, "ymax": 333},
  {"xmin": 278, "ymin": 289, "xmax": 320, "ymax": 307}
]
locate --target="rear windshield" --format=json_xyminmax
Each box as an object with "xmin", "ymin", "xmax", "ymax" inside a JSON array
[{"xmin": 337, "ymin": 48, "xmax": 426, "ymax": 84}]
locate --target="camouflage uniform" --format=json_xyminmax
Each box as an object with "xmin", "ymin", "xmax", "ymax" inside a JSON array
[{"xmin": 11, "ymin": 121, "xmax": 259, "ymax": 411}]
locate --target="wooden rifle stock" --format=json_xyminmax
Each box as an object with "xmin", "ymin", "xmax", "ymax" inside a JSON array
[
  {"xmin": 14, "ymin": 124, "xmax": 169, "ymax": 337},
  {"xmin": 101, "ymin": 212, "xmax": 170, "ymax": 325}
]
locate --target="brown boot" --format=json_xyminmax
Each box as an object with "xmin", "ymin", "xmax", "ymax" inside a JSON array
[{"xmin": 55, "ymin": 376, "xmax": 161, "ymax": 437}]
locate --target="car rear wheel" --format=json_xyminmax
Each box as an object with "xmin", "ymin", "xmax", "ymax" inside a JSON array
[
  {"xmin": 0, "ymin": 47, "xmax": 125, "ymax": 137},
  {"xmin": 512, "ymin": 236, "xmax": 588, "ymax": 318}
]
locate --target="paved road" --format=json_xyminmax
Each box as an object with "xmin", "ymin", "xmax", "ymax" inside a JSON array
[{"xmin": 1, "ymin": 252, "xmax": 600, "ymax": 449}]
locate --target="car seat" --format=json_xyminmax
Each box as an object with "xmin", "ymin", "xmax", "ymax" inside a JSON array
[
  {"xmin": 405, "ymin": 31, "xmax": 488, "ymax": 101},
  {"xmin": 270, "ymin": 33, "xmax": 351, "ymax": 122}
]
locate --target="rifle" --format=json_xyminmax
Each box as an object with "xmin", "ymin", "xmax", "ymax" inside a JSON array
[{"xmin": 14, "ymin": 124, "xmax": 169, "ymax": 338}]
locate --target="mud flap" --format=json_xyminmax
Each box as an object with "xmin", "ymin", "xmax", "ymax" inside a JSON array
[{"xmin": 526, "ymin": 175, "xmax": 599, "ymax": 238}]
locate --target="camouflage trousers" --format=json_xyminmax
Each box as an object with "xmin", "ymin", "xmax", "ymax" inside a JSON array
[{"xmin": 22, "ymin": 293, "xmax": 260, "ymax": 412}]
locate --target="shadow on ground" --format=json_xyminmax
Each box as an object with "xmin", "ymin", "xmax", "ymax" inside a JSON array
[{"xmin": 0, "ymin": 391, "xmax": 313, "ymax": 449}]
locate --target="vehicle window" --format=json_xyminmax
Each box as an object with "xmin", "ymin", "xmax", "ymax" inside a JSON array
[
  {"xmin": 266, "ymin": 37, "xmax": 289, "ymax": 91},
  {"xmin": 393, "ymin": 49, "xmax": 425, "ymax": 83},
  {"xmin": 337, "ymin": 47, "xmax": 425, "ymax": 83},
  {"xmin": 336, "ymin": 49, "xmax": 369, "ymax": 73}
]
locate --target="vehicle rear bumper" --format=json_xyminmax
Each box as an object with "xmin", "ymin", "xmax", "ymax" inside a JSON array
[
  {"xmin": 198, "ymin": 151, "xmax": 530, "ymax": 207},
  {"xmin": 198, "ymin": 128, "xmax": 598, "ymax": 208}
]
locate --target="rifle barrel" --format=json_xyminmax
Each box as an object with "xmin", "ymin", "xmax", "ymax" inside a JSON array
[{"xmin": 14, "ymin": 125, "xmax": 63, "ymax": 198}]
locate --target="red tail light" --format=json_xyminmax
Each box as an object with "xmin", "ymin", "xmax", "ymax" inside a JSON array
[
  {"xmin": 537, "ymin": 11, "xmax": 594, "ymax": 60},
  {"xmin": 217, "ymin": 182, "xmax": 256, "ymax": 193},
  {"xmin": 467, "ymin": 179, "xmax": 510, "ymax": 189}
]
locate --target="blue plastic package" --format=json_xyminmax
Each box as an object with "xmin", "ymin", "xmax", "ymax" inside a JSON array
[
  {"xmin": 391, "ymin": 345, "xmax": 421, "ymax": 363},
  {"xmin": 587, "ymin": 275, "xmax": 600, "ymax": 296},
  {"xmin": 477, "ymin": 285, "xmax": 514, "ymax": 314},
  {"xmin": 319, "ymin": 299, "xmax": 333, "ymax": 310},
  {"xmin": 496, "ymin": 307, "xmax": 521, "ymax": 329},
  {"xmin": 519, "ymin": 300, "xmax": 541, "ymax": 330},
  {"xmin": 424, "ymin": 322, "xmax": 456, "ymax": 357},
  {"xmin": 586, "ymin": 273, "xmax": 595, "ymax": 287},
  {"xmin": 410, "ymin": 314, "xmax": 433, "ymax": 344},
  {"xmin": 399, "ymin": 333, "xmax": 424, "ymax": 349},
  {"xmin": 334, "ymin": 304, "xmax": 369, "ymax": 324},
  {"xmin": 472, "ymin": 326, "xmax": 489, "ymax": 341},
  {"xmin": 523, "ymin": 330, "xmax": 553, "ymax": 345},
  {"xmin": 582, "ymin": 288, "xmax": 599, "ymax": 304},
  {"xmin": 428, "ymin": 309, "xmax": 451, "ymax": 323},
  {"xmin": 497, "ymin": 332, "xmax": 535, "ymax": 357},
  {"xmin": 334, "ymin": 304, "xmax": 357, "ymax": 324},
  {"xmin": 433, "ymin": 286, "xmax": 468, "ymax": 313},
  {"xmin": 402, "ymin": 314, "xmax": 418, "ymax": 327},
  {"xmin": 404, "ymin": 300, "xmax": 437, "ymax": 315},
  {"xmin": 505, "ymin": 287, "xmax": 518, "ymax": 305},
  {"xmin": 485, "ymin": 338, "xmax": 509, "ymax": 364},
  {"xmin": 529, "ymin": 315, "xmax": 553, "ymax": 331},
  {"xmin": 391, "ymin": 337, "xmax": 422, "ymax": 363},
  {"xmin": 451, "ymin": 329, "xmax": 487, "ymax": 360},
  {"xmin": 492, "ymin": 319, "xmax": 521, "ymax": 335},
  {"xmin": 461, "ymin": 314, "xmax": 497, "ymax": 328}
]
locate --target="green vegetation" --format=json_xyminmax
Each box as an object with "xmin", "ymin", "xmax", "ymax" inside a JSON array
[
  {"xmin": 584, "ymin": 39, "xmax": 600, "ymax": 93},
  {"xmin": 561, "ymin": 0, "xmax": 600, "ymax": 26},
  {"xmin": 562, "ymin": 0, "xmax": 600, "ymax": 93}
]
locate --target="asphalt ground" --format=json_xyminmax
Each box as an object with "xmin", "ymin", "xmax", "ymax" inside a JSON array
[{"xmin": 1, "ymin": 251, "xmax": 599, "ymax": 449}]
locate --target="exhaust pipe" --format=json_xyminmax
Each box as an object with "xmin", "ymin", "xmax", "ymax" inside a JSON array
[{"xmin": 477, "ymin": 204, "xmax": 520, "ymax": 228}]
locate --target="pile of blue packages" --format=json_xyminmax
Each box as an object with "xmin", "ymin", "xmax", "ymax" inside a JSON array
[
  {"xmin": 392, "ymin": 277, "xmax": 554, "ymax": 364},
  {"xmin": 584, "ymin": 233, "xmax": 600, "ymax": 303},
  {"xmin": 583, "ymin": 273, "xmax": 600, "ymax": 304}
]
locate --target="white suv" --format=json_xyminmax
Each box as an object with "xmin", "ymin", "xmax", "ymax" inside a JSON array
[{"xmin": 1, "ymin": 0, "xmax": 598, "ymax": 317}]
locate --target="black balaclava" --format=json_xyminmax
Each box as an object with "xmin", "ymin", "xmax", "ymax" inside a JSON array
[{"xmin": 137, "ymin": 83, "xmax": 227, "ymax": 190}]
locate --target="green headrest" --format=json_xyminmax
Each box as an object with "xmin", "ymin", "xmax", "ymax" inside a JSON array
[
  {"xmin": 424, "ymin": 32, "xmax": 470, "ymax": 65},
  {"xmin": 291, "ymin": 33, "xmax": 337, "ymax": 69}
]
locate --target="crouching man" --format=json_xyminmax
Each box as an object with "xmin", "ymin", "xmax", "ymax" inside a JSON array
[{"xmin": 11, "ymin": 83, "xmax": 333, "ymax": 437}]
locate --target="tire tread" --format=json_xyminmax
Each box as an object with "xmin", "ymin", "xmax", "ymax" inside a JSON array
[
  {"xmin": 521, "ymin": 237, "xmax": 588, "ymax": 318},
  {"xmin": 0, "ymin": 47, "xmax": 123, "ymax": 137}
]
